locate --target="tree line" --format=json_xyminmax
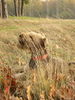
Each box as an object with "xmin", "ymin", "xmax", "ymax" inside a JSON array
[
  {"xmin": 0, "ymin": 0, "xmax": 29, "ymax": 18},
  {"xmin": 0, "ymin": 0, "xmax": 75, "ymax": 19}
]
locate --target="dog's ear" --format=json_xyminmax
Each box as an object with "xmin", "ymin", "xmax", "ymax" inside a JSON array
[
  {"xmin": 19, "ymin": 34, "xmax": 25, "ymax": 47},
  {"xmin": 40, "ymin": 38, "xmax": 46, "ymax": 48}
]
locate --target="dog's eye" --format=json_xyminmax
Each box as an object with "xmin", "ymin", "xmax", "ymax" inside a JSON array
[{"xmin": 19, "ymin": 34, "xmax": 23, "ymax": 38}]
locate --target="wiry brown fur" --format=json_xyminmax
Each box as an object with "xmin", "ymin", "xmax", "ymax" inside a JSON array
[
  {"xmin": 18, "ymin": 32, "xmax": 69, "ymax": 77},
  {"xmin": 18, "ymin": 32, "xmax": 49, "ymax": 69}
]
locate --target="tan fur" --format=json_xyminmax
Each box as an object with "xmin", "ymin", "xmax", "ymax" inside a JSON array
[
  {"xmin": 18, "ymin": 32, "xmax": 49, "ymax": 69},
  {"xmin": 18, "ymin": 32, "xmax": 69, "ymax": 76},
  {"xmin": 19, "ymin": 32, "xmax": 46, "ymax": 52}
]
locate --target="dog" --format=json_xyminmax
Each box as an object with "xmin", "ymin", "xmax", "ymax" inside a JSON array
[
  {"xmin": 18, "ymin": 32, "xmax": 69, "ymax": 79},
  {"xmin": 18, "ymin": 32, "xmax": 49, "ymax": 69}
]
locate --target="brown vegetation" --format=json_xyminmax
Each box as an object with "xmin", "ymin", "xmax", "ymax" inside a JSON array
[{"xmin": 0, "ymin": 18, "xmax": 75, "ymax": 100}]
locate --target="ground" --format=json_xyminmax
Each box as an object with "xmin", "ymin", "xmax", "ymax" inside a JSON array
[{"xmin": 0, "ymin": 17, "xmax": 75, "ymax": 100}]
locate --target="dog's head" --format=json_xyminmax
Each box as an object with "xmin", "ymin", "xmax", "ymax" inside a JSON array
[
  {"xmin": 18, "ymin": 33, "xmax": 29, "ymax": 50},
  {"xmin": 18, "ymin": 32, "xmax": 47, "ymax": 52}
]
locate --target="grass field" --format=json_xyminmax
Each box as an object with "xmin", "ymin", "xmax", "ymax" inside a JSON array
[
  {"xmin": 0, "ymin": 17, "xmax": 75, "ymax": 100},
  {"xmin": 0, "ymin": 17, "xmax": 75, "ymax": 67}
]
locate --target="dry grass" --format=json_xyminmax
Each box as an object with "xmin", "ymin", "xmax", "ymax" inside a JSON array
[
  {"xmin": 0, "ymin": 17, "xmax": 75, "ymax": 100},
  {"xmin": 0, "ymin": 17, "xmax": 75, "ymax": 66}
]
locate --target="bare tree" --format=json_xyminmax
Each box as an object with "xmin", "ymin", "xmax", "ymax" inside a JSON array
[
  {"xmin": 18, "ymin": 0, "xmax": 21, "ymax": 16},
  {"xmin": 0, "ymin": 0, "xmax": 2, "ymax": 17},
  {"xmin": 56, "ymin": 0, "xmax": 60, "ymax": 18},
  {"xmin": 1, "ymin": 0, "xmax": 8, "ymax": 18},
  {"xmin": 13, "ymin": 0, "xmax": 29, "ymax": 16},
  {"xmin": 21, "ymin": 0, "xmax": 24, "ymax": 16},
  {"xmin": 46, "ymin": 0, "xmax": 49, "ymax": 18},
  {"xmin": 14, "ymin": 0, "xmax": 17, "ymax": 16}
]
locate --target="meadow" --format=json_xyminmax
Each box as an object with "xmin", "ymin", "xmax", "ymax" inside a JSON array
[{"xmin": 0, "ymin": 17, "xmax": 75, "ymax": 100}]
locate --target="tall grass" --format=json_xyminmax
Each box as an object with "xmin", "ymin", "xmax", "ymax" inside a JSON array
[{"xmin": 0, "ymin": 17, "xmax": 75, "ymax": 100}]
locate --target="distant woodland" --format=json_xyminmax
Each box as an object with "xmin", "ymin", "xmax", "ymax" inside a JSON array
[{"xmin": 0, "ymin": 0, "xmax": 75, "ymax": 19}]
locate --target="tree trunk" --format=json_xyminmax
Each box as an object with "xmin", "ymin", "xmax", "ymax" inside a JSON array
[
  {"xmin": 0, "ymin": 2, "xmax": 2, "ymax": 17},
  {"xmin": 56, "ymin": 0, "xmax": 60, "ymax": 18},
  {"xmin": 46, "ymin": 0, "xmax": 49, "ymax": 18},
  {"xmin": 21, "ymin": 0, "xmax": 24, "ymax": 16},
  {"xmin": 1, "ymin": 0, "xmax": 8, "ymax": 18},
  {"xmin": 13, "ymin": 0, "xmax": 17, "ymax": 16},
  {"xmin": 18, "ymin": 0, "xmax": 21, "ymax": 16}
]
